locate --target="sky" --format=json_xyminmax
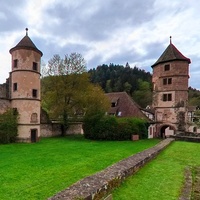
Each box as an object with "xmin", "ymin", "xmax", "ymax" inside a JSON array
[{"xmin": 0, "ymin": 0, "xmax": 200, "ymax": 89}]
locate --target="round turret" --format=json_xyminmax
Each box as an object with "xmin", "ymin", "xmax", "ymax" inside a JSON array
[{"xmin": 9, "ymin": 28, "xmax": 43, "ymax": 142}]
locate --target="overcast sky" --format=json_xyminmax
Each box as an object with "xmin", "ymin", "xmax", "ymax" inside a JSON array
[{"xmin": 0, "ymin": 0, "xmax": 200, "ymax": 89}]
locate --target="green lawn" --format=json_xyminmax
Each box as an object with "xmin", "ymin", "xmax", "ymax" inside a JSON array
[
  {"xmin": 113, "ymin": 141, "xmax": 200, "ymax": 200},
  {"xmin": 0, "ymin": 135, "xmax": 159, "ymax": 200}
]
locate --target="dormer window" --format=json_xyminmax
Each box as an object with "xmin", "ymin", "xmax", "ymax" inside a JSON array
[
  {"xmin": 164, "ymin": 64, "xmax": 170, "ymax": 71},
  {"xmin": 33, "ymin": 62, "xmax": 38, "ymax": 71},
  {"xmin": 111, "ymin": 97, "xmax": 119, "ymax": 107}
]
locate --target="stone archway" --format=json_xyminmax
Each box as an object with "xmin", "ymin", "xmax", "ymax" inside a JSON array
[{"xmin": 160, "ymin": 125, "xmax": 175, "ymax": 138}]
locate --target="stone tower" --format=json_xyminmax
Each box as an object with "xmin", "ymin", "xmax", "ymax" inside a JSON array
[
  {"xmin": 151, "ymin": 37, "xmax": 191, "ymax": 137},
  {"xmin": 9, "ymin": 28, "xmax": 43, "ymax": 142}
]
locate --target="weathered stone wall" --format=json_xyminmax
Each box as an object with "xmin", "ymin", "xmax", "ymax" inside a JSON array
[
  {"xmin": 49, "ymin": 138, "xmax": 174, "ymax": 200},
  {"xmin": 0, "ymin": 99, "xmax": 11, "ymax": 114},
  {"xmin": 66, "ymin": 122, "xmax": 83, "ymax": 135},
  {"xmin": 171, "ymin": 133, "xmax": 200, "ymax": 143},
  {"xmin": 41, "ymin": 123, "xmax": 61, "ymax": 137},
  {"xmin": 0, "ymin": 80, "xmax": 9, "ymax": 99},
  {"xmin": 41, "ymin": 122, "xmax": 83, "ymax": 137}
]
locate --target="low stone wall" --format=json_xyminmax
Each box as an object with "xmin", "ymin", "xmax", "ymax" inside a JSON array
[
  {"xmin": 171, "ymin": 135, "xmax": 200, "ymax": 143},
  {"xmin": 41, "ymin": 123, "xmax": 61, "ymax": 137},
  {"xmin": 48, "ymin": 138, "xmax": 174, "ymax": 200},
  {"xmin": 0, "ymin": 99, "xmax": 10, "ymax": 114},
  {"xmin": 66, "ymin": 122, "xmax": 83, "ymax": 135},
  {"xmin": 41, "ymin": 122, "xmax": 83, "ymax": 138}
]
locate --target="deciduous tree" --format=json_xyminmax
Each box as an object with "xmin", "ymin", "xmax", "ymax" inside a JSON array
[{"xmin": 42, "ymin": 53, "xmax": 109, "ymax": 135}]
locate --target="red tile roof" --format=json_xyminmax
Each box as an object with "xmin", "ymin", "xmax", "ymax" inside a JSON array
[
  {"xmin": 105, "ymin": 92, "xmax": 150, "ymax": 120},
  {"xmin": 152, "ymin": 43, "xmax": 190, "ymax": 67}
]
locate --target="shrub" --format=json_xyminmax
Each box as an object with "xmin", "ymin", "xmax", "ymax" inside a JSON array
[
  {"xmin": 0, "ymin": 109, "xmax": 18, "ymax": 144},
  {"xmin": 83, "ymin": 112, "xmax": 105, "ymax": 139},
  {"xmin": 83, "ymin": 114, "xmax": 148, "ymax": 140},
  {"xmin": 83, "ymin": 115, "xmax": 118, "ymax": 140},
  {"xmin": 117, "ymin": 118, "xmax": 138, "ymax": 140}
]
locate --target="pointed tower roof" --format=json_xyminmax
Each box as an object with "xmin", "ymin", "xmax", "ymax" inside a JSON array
[
  {"xmin": 9, "ymin": 28, "xmax": 43, "ymax": 56},
  {"xmin": 151, "ymin": 37, "xmax": 190, "ymax": 68}
]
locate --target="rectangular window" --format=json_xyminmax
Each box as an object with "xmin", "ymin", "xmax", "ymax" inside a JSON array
[
  {"xmin": 13, "ymin": 83, "xmax": 17, "ymax": 91},
  {"xmin": 163, "ymin": 78, "xmax": 167, "ymax": 85},
  {"xmin": 14, "ymin": 59, "xmax": 18, "ymax": 68},
  {"xmin": 32, "ymin": 89, "xmax": 37, "ymax": 98},
  {"xmin": 163, "ymin": 78, "xmax": 172, "ymax": 85},
  {"xmin": 168, "ymin": 78, "xmax": 172, "ymax": 84},
  {"xmin": 163, "ymin": 93, "xmax": 172, "ymax": 101},
  {"xmin": 164, "ymin": 64, "xmax": 170, "ymax": 71},
  {"xmin": 33, "ymin": 62, "xmax": 38, "ymax": 71}
]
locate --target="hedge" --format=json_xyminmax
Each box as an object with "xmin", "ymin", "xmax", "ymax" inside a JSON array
[{"xmin": 83, "ymin": 115, "xmax": 148, "ymax": 141}]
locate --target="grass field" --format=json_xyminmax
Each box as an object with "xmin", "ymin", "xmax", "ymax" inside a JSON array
[
  {"xmin": 113, "ymin": 141, "xmax": 200, "ymax": 200},
  {"xmin": 0, "ymin": 135, "xmax": 159, "ymax": 200}
]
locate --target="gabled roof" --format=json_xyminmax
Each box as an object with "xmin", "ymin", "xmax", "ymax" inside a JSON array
[
  {"xmin": 105, "ymin": 92, "xmax": 151, "ymax": 121},
  {"xmin": 151, "ymin": 41, "xmax": 190, "ymax": 68},
  {"xmin": 9, "ymin": 28, "xmax": 43, "ymax": 56}
]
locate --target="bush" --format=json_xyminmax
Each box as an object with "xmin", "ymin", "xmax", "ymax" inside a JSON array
[
  {"xmin": 83, "ymin": 114, "xmax": 118, "ymax": 140},
  {"xmin": 83, "ymin": 112, "xmax": 105, "ymax": 139},
  {"xmin": 83, "ymin": 114, "xmax": 148, "ymax": 140},
  {"xmin": 0, "ymin": 109, "xmax": 18, "ymax": 144}
]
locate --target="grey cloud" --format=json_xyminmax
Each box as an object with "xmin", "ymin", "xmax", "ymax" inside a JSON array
[
  {"xmin": 142, "ymin": 41, "xmax": 166, "ymax": 63},
  {"xmin": 0, "ymin": 0, "xmax": 25, "ymax": 32},
  {"xmin": 44, "ymin": 0, "xmax": 155, "ymax": 41}
]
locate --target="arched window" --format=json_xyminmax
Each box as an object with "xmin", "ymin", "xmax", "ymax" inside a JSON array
[
  {"xmin": 193, "ymin": 127, "xmax": 197, "ymax": 133},
  {"xmin": 30, "ymin": 113, "xmax": 38, "ymax": 123}
]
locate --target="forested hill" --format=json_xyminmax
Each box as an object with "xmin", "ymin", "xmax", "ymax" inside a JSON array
[
  {"xmin": 88, "ymin": 63, "xmax": 152, "ymax": 94},
  {"xmin": 88, "ymin": 63, "xmax": 200, "ymax": 108},
  {"xmin": 88, "ymin": 63, "xmax": 152, "ymax": 107}
]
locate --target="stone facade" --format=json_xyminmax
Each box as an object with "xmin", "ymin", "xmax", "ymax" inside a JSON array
[{"xmin": 151, "ymin": 39, "xmax": 191, "ymax": 138}]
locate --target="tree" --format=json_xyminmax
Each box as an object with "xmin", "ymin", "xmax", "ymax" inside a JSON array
[
  {"xmin": 42, "ymin": 53, "xmax": 109, "ymax": 135},
  {"xmin": 0, "ymin": 109, "xmax": 18, "ymax": 144},
  {"xmin": 133, "ymin": 79, "xmax": 152, "ymax": 108}
]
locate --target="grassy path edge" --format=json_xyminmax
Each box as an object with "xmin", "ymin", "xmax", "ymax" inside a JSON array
[{"xmin": 49, "ymin": 138, "xmax": 174, "ymax": 200}]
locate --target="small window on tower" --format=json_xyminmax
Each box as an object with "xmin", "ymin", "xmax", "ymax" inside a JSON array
[
  {"xmin": 13, "ymin": 83, "xmax": 17, "ymax": 91},
  {"xmin": 168, "ymin": 78, "xmax": 172, "ymax": 84},
  {"xmin": 164, "ymin": 64, "xmax": 170, "ymax": 71},
  {"xmin": 168, "ymin": 93, "xmax": 172, "ymax": 101},
  {"xmin": 33, "ymin": 62, "xmax": 38, "ymax": 71},
  {"xmin": 163, "ymin": 93, "xmax": 172, "ymax": 101},
  {"xmin": 14, "ymin": 59, "xmax": 18, "ymax": 68},
  {"xmin": 30, "ymin": 113, "xmax": 38, "ymax": 123},
  {"xmin": 32, "ymin": 89, "xmax": 37, "ymax": 98},
  {"xmin": 163, "ymin": 78, "xmax": 167, "ymax": 85},
  {"xmin": 163, "ymin": 78, "xmax": 172, "ymax": 85},
  {"xmin": 163, "ymin": 94, "xmax": 167, "ymax": 101}
]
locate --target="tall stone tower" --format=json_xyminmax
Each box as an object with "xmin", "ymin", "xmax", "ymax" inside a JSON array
[
  {"xmin": 9, "ymin": 28, "xmax": 43, "ymax": 142},
  {"xmin": 151, "ymin": 37, "xmax": 191, "ymax": 137}
]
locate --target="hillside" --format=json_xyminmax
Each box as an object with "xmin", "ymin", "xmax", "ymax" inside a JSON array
[{"xmin": 88, "ymin": 64, "xmax": 200, "ymax": 108}]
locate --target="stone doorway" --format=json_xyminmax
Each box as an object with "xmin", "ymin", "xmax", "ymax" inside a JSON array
[{"xmin": 31, "ymin": 129, "xmax": 37, "ymax": 143}]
